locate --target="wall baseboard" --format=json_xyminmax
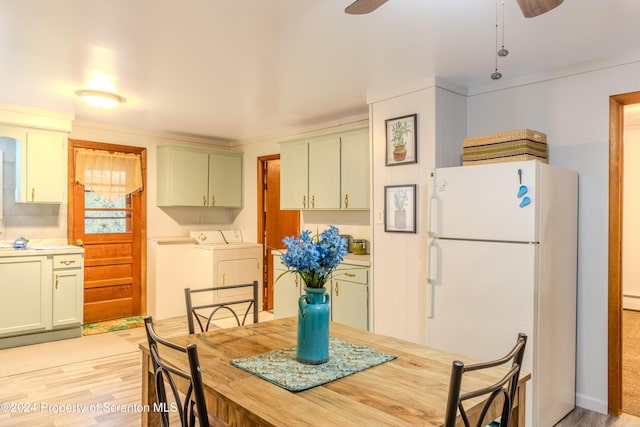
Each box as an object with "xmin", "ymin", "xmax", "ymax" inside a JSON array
[{"xmin": 576, "ymin": 393, "xmax": 608, "ymax": 415}]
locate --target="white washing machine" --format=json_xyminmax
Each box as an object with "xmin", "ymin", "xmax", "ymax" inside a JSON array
[{"xmin": 190, "ymin": 230, "xmax": 263, "ymax": 320}]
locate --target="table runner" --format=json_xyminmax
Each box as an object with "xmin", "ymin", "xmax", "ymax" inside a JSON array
[{"xmin": 230, "ymin": 337, "xmax": 397, "ymax": 391}]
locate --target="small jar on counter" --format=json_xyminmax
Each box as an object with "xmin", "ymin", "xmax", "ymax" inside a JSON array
[{"xmin": 352, "ymin": 239, "xmax": 367, "ymax": 255}]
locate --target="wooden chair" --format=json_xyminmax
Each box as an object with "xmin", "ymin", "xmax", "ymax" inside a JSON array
[
  {"xmin": 444, "ymin": 333, "xmax": 528, "ymax": 427},
  {"xmin": 185, "ymin": 281, "xmax": 259, "ymax": 334},
  {"xmin": 144, "ymin": 316, "xmax": 216, "ymax": 427}
]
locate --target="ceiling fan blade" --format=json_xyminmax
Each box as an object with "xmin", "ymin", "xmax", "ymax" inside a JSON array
[
  {"xmin": 516, "ymin": 0, "xmax": 564, "ymax": 18},
  {"xmin": 345, "ymin": 0, "xmax": 388, "ymax": 15}
]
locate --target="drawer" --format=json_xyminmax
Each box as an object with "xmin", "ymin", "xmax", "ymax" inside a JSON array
[
  {"xmin": 52, "ymin": 254, "xmax": 83, "ymax": 269},
  {"xmin": 334, "ymin": 267, "xmax": 368, "ymax": 285}
]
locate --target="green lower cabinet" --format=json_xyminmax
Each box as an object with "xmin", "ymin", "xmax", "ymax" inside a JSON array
[
  {"xmin": 331, "ymin": 271, "xmax": 369, "ymax": 331},
  {"xmin": 273, "ymin": 255, "xmax": 370, "ymax": 331}
]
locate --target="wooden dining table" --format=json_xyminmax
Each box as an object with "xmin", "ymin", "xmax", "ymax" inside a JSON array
[{"xmin": 140, "ymin": 317, "xmax": 530, "ymax": 427}]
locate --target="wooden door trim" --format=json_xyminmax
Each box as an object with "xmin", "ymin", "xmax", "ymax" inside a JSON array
[
  {"xmin": 257, "ymin": 154, "xmax": 280, "ymax": 311},
  {"xmin": 608, "ymin": 92, "xmax": 640, "ymax": 415},
  {"xmin": 257, "ymin": 154, "xmax": 281, "ymax": 247},
  {"xmin": 67, "ymin": 139, "xmax": 148, "ymax": 316}
]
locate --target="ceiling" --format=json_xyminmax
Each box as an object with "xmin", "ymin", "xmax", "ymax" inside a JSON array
[{"xmin": 1, "ymin": 0, "xmax": 640, "ymax": 143}]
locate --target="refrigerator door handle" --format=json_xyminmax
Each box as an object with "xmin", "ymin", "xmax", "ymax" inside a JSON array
[
  {"xmin": 428, "ymin": 193, "xmax": 438, "ymax": 237},
  {"xmin": 427, "ymin": 239, "xmax": 438, "ymax": 318}
]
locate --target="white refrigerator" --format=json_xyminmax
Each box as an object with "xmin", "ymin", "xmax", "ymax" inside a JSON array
[{"xmin": 427, "ymin": 160, "xmax": 577, "ymax": 427}]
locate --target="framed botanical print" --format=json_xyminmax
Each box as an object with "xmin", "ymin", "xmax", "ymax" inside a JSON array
[
  {"xmin": 384, "ymin": 184, "xmax": 417, "ymax": 233},
  {"xmin": 385, "ymin": 114, "xmax": 417, "ymax": 166}
]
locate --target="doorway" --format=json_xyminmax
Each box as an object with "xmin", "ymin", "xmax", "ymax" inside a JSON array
[
  {"xmin": 68, "ymin": 139, "xmax": 147, "ymax": 323},
  {"xmin": 608, "ymin": 92, "xmax": 640, "ymax": 415},
  {"xmin": 257, "ymin": 155, "xmax": 300, "ymax": 310}
]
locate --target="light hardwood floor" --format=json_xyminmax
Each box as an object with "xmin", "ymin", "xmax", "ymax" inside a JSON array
[{"xmin": 0, "ymin": 315, "xmax": 638, "ymax": 426}]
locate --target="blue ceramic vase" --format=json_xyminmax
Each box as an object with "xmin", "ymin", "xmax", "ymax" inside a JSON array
[{"xmin": 297, "ymin": 286, "xmax": 330, "ymax": 364}]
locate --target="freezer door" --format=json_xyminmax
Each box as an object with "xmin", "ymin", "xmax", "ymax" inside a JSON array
[
  {"xmin": 430, "ymin": 160, "xmax": 538, "ymax": 242},
  {"xmin": 426, "ymin": 239, "xmax": 536, "ymax": 370}
]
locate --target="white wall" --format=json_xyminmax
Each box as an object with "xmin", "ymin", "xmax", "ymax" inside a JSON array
[
  {"xmin": 369, "ymin": 84, "xmax": 466, "ymax": 344},
  {"xmin": 466, "ymin": 60, "xmax": 640, "ymax": 413},
  {"xmin": 623, "ymin": 122, "xmax": 640, "ymax": 310}
]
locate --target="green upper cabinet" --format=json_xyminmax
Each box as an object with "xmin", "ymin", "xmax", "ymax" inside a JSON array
[
  {"xmin": 308, "ymin": 135, "xmax": 341, "ymax": 209},
  {"xmin": 280, "ymin": 126, "xmax": 369, "ymax": 211},
  {"xmin": 209, "ymin": 151, "xmax": 243, "ymax": 208},
  {"xmin": 15, "ymin": 131, "xmax": 68, "ymax": 203},
  {"xmin": 157, "ymin": 145, "xmax": 243, "ymax": 208},
  {"xmin": 157, "ymin": 146, "xmax": 209, "ymax": 207},
  {"xmin": 280, "ymin": 141, "xmax": 309, "ymax": 209},
  {"xmin": 340, "ymin": 128, "xmax": 369, "ymax": 209}
]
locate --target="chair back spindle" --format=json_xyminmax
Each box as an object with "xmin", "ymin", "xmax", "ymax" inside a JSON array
[
  {"xmin": 444, "ymin": 333, "xmax": 528, "ymax": 427},
  {"xmin": 185, "ymin": 281, "xmax": 259, "ymax": 334},
  {"xmin": 144, "ymin": 316, "xmax": 211, "ymax": 427}
]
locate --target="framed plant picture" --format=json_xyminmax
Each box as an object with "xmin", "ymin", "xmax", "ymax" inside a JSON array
[
  {"xmin": 385, "ymin": 114, "xmax": 417, "ymax": 166},
  {"xmin": 384, "ymin": 184, "xmax": 417, "ymax": 233}
]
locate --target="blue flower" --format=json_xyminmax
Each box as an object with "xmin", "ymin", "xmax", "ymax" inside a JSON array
[{"xmin": 279, "ymin": 225, "xmax": 348, "ymax": 288}]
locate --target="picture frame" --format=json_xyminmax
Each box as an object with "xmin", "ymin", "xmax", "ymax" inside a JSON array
[
  {"xmin": 384, "ymin": 184, "xmax": 417, "ymax": 233},
  {"xmin": 385, "ymin": 114, "xmax": 417, "ymax": 166}
]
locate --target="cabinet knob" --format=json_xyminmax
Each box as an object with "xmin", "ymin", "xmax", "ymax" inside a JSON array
[
  {"xmin": 31, "ymin": 188, "xmax": 35, "ymax": 202},
  {"xmin": 61, "ymin": 260, "xmax": 76, "ymax": 266},
  {"xmin": 311, "ymin": 195, "xmax": 315, "ymax": 209},
  {"xmin": 211, "ymin": 195, "xmax": 216, "ymax": 206},
  {"xmin": 344, "ymin": 194, "xmax": 349, "ymax": 208},
  {"xmin": 203, "ymin": 195, "xmax": 207, "ymax": 207},
  {"xmin": 55, "ymin": 274, "xmax": 59, "ymax": 289},
  {"xmin": 302, "ymin": 195, "xmax": 306, "ymax": 209},
  {"xmin": 295, "ymin": 276, "xmax": 298, "ymax": 287},
  {"xmin": 335, "ymin": 282, "xmax": 340, "ymax": 296},
  {"xmin": 75, "ymin": 239, "xmax": 83, "ymax": 247}
]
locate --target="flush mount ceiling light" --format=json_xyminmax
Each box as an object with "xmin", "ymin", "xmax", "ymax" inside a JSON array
[{"xmin": 75, "ymin": 89, "xmax": 125, "ymax": 109}]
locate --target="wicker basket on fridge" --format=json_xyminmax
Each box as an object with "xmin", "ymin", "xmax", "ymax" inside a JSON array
[{"xmin": 462, "ymin": 129, "xmax": 548, "ymax": 165}]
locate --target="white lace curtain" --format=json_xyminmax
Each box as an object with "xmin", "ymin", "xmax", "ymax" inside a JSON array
[{"xmin": 74, "ymin": 148, "xmax": 143, "ymax": 201}]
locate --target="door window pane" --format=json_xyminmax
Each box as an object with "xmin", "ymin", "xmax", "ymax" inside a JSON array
[{"xmin": 84, "ymin": 190, "xmax": 132, "ymax": 233}]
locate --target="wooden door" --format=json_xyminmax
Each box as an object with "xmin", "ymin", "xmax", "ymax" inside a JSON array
[
  {"xmin": 68, "ymin": 139, "xmax": 146, "ymax": 324},
  {"xmin": 258, "ymin": 155, "xmax": 299, "ymax": 310}
]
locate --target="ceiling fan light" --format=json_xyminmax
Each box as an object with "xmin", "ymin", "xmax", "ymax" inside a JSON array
[{"xmin": 76, "ymin": 89, "xmax": 125, "ymax": 109}]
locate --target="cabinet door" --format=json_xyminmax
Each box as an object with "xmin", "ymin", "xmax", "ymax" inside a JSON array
[
  {"xmin": 157, "ymin": 147, "xmax": 209, "ymax": 206},
  {"xmin": 53, "ymin": 269, "xmax": 83, "ymax": 327},
  {"xmin": 308, "ymin": 136, "xmax": 341, "ymax": 209},
  {"xmin": 209, "ymin": 152, "xmax": 243, "ymax": 207},
  {"xmin": 273, "ymin": 255, "xmax": 301, "ymax": 319},
  {"xmin": 341, "ymin": 128, "xmax": 370, "ymax": 209},
  {"xmin": 17, "ymin": 132, "xmax": 67, "ymax": 203},
  {"xmin": 0, "ymin": 256, "xmax": 51, "ymax": 336},
  {"xmin": 273, "ymin": 271, "xmax": 302, "ymax": 319},
  {"xmin": 280, "ymin": 142, "xmax": 309, "ymax": 209},
  {"xmin": 331, "ymin": 279, "xmax": 368, "ymax": 331}
]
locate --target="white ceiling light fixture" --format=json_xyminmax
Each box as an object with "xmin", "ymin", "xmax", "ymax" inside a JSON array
[{"xmin": 75, "ymin": 89, "xmax": 125, "ymax": 109}]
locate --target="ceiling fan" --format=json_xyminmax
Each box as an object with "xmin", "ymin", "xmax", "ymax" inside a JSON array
[
  {"xmin": 345, "ymin": 0, "xmax": 564, "ymax": 17},
  {"xmin": 516, "ymin": 0, "xmax": 564, "ymax": 17}
]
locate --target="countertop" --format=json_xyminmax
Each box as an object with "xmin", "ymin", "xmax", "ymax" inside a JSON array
[
  {"xmin": 0, "ymin": 239, "xmax": 84, "ymax": 258},
  {"xmin": 149, "ymin": 236, "xmax": 197, "ymax": 244}
]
